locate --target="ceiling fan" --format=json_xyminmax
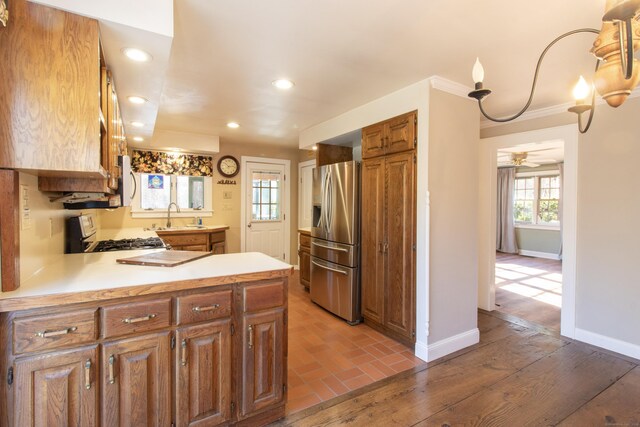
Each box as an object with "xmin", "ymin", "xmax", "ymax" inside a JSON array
[{"xmin": 501, "ymin": 152, "xmax": 540, "ymax": 168}]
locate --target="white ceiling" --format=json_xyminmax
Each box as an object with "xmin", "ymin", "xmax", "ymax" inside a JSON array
[
  {"xmin": 147, "ymin": 0, "xmax": 606, "ymax": 148},
  {"xmin": 497, "ymin": 139, "xmax": 565, "ymax": 166}
]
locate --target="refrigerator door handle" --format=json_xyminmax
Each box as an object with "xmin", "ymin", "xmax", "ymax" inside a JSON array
[
  {"xmin": 311, "ymin": 260, "xmax": 348, "ymax": 276},
  {"xmin": 312, "ymin": 241, "xmax": 349, "ymax": 253},
  {"xmin": 326, "ymin": 169, "xmax": 333, "ymax": 232}
]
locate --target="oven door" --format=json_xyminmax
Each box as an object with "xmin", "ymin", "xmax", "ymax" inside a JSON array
[{"xmin": 310, "ymin": 256, "xmax": 360, "ymax": 324}]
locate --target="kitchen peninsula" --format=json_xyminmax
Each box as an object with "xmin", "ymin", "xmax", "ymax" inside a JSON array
[{"xmin": 0, "ymin": 251, "xmax": 291, "ymax": 427}]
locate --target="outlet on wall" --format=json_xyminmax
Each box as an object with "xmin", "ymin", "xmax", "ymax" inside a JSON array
[{"xmin": 20, "ymin": 184, "xmax": 31, "ymax": 230}]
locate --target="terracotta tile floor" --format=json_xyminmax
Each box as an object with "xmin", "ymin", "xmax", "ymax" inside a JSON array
[{"xmin": 286, "ymin": 271, "xmax": 426, "ymax": 414}]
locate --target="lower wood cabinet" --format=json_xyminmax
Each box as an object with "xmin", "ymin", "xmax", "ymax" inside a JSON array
[
  {"xmin": 13, "ymin": 346, "xmax": 98, "ymax": 427},
  {"xmin": 0, "ymin": 277, "xmax": 287, "ymax": 427},
  {"xmin": 157, "ymin": 229, "xmax": 227, "ymax": 253},
  {"xmin": 241, "ymin": 309, "xmax": 284, "ymax": 418},
  {"xmin": 101, "ymin": 332, "xmax": 171, "ymax": 427},
  {"xmin": 298, "ymin": 231, "xmax": 311, "ymax": 288},
  {"xmin": 176, "ymin": 320, "xmax": 232, "ymax": 427}
]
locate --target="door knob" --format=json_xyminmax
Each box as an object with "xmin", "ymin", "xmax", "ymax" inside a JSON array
[{"xmin": 248, "ymin": 223, "xmax": 252, "ymax": 228}]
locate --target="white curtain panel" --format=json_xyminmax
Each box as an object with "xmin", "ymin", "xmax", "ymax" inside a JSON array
[{"xmin": 496, "ymin": 167, "xmax": 518, "ymax": 254}]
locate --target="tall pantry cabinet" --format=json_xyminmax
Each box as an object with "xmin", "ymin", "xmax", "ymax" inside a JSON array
[{"xmin": 361, "ymin": 111, "xmax": 417, "ymax": 346}]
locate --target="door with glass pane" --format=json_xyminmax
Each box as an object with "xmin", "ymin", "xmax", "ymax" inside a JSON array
[{"xmin": 245, "ymin": 162, "xmax": 286, "ymax": 260}]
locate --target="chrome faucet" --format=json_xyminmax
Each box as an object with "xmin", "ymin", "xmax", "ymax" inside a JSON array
[{"xmin": 166, "ymin": 202, "xmax": 180, "ymax": 228}]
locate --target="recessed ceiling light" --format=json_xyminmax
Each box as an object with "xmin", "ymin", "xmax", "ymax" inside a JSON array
[
  {"xmin": 127, "ymin": 96, "xmax": 148, "ymax": 105},
  {"xmin": 272, "ymin": 79, "xmax": 294, "ymax": 90},
  {"xmin": 130, "ymin": 121, "xmax": 144, "ymax": 128},
  {"xmin": 227, "ymin": 122, "xmax": 240, "ymax": 129},
  {"xmin": 122, "ymin": 48, "xmax": 153, "ymax": 62},
  {"xmin": 132, "ymin": 136, "xmax": 144, "ymax": 142}
]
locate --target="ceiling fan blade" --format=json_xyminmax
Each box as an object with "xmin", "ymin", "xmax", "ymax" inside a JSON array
[{"xmin": 523, "ymin": 161, "xmax": 540, "ymax": 168}]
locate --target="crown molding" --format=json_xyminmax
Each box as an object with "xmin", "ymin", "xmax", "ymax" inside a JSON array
[
  {"xmin": 429, "ymin": 76, "xmax": 474, "ymax": 100},
  {"xmin": 480, "ymin": 87, "xmax": 640, "ymax": 129}
]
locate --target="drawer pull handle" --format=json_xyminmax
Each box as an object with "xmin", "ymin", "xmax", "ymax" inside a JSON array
[
  {"xmin": 122, "ymin": 313, "xmax": 157, "ymax": 324},
  {"xmin": 108, "ymin": 355, "xmax": 116, "ymax": 384},
  {"xmin": 248, "ymin": 325, "xmax": 254, "ymax": 349},
  {"xmin": 181, "ymin": 339, "xmax": 188, "ymax": 366},
  {"xmin": 35, "ymin": 326, "xmax": 78, "ymax": 338},
  {"xmin": 311, "ymin": 260, "xmax": 349, "ymax": 276},
  {"xmin": 84, "ymin": 359, "xmax": 92, "ymax": 390},
  {"xmin": 192, "ymin": 304, "xmax": 220, "ymax": 313}
]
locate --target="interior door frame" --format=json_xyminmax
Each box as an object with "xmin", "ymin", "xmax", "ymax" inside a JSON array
[
  {"xmin": 297, "ymin": 159, "xmax": 316, "ymax": 229},
  {"xmin": 478, "ymin": 124, "xmax": 578, "ymax": 339},
  {"xmin": 240, "ymin": 156, "xmax": 291, "ymax": 263}
]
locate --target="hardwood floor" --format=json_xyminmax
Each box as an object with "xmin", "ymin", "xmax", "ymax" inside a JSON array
[
  {"xmin": 274, "ymin": 310, "xmax": 640, "ymax": 426},
  {"xmin": 495, "ymin": 252, "xmax": 562, "ymax": 331}
]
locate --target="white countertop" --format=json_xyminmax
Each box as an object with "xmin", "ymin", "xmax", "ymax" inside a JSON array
[{"xmin": 0, "ymin": 251, "xmax": 291, "ymax": 311}]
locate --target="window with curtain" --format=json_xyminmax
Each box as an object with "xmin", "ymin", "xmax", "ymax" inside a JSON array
[
  {"xmin": 514, "ymin": 174, "xmax": 560, "ymax": 226},
  {"xmin": 251, "ymin": 171, "xmax": 281, "ymax": 221}
]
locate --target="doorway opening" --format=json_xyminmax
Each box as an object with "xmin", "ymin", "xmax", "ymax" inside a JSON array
[{"xmin": 478, "ymin": 125, "xmax": 578, "ymax": 338}]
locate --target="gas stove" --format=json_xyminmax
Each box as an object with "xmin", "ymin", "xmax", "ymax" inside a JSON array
[{"xmin": 92, "ymin": 237, "xmax": 166, "ymax": 252}]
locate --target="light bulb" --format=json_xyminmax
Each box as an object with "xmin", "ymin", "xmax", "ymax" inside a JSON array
[
  {"xmin": 572, "ymin": 76, "xmax": 590, "ymax": 101},
  {"xmin": 472, "ymin": 58, "xmax": 485, "ymax": 84}
]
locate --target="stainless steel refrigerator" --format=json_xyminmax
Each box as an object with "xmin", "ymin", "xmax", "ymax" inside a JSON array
[{"xmin": 310, "ymin": 160, "xmax": 361, "ymax": 324}]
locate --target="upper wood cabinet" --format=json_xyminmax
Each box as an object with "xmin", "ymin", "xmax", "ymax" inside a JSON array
[
  {"xmin": 0, "ymin": 0, "xmax": 127, "ymax": 194},
  {"xmin": 361, "ymin": 111, "xmax": 416, "ymax": 159},
  {"xmin": 0, "ymin": 0, "xmax": 102, "ymax": 175}
]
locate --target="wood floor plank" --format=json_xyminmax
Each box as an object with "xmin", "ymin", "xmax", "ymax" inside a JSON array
[
  {"xmin": 278, "ymin": 332, "xmax": 567, "ymax": 426},
  {"xmin": 558, "ymin": 365, "xmax": 640, "ymax": 427},
  {"xmin": 420, "ymin": 343, "xmax": 635, "ymax": 427}
]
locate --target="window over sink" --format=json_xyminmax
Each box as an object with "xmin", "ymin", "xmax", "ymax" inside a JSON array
[{"xmin": 131, "ymin": 173, "xmax": 213, "ymax": 219}]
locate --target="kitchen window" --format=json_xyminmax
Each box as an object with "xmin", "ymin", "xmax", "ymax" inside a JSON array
[
  {"xmin": 131, "ymin": 173, "xmax": 213, "ymax": 218},
  {"xmin": 514, "ymin": 173, "xmax": 560, "ymax": 228}
]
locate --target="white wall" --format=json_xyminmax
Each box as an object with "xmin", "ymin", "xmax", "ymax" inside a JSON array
[{"xmin": 300, "ymin": 79, "xmax": 481, "ymax": 361}]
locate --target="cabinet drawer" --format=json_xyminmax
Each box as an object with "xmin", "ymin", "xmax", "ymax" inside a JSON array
[
  {"xmin": 160, "ymin": 233, "xmax": 208, "ymax": 247},
  {"xmin": 101, "ymin": 298, "xmax": 171, "ymax": 338},
  {"xmin": 243, "ymin": 281, "xmax": 285, "ymax": 312},
  {"xmin": 181, "ymin": 245, "xmax": 208, "ymax": 252},
  {"xmin": 176, "ymin": 290, "xmax": 232, "ymax": 325},
  {"xmin": 13, "ymin": 309, "xmax": 97, "ymax": 355},
  {"xmin": 210, "ymin": 231, "xmax": 225, "ymax": 243},
  {"xmin": 299, "ymin": 233, "xmax": 310, "ymax": 249}
]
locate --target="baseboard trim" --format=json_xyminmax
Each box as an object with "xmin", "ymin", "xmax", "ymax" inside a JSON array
[
  {"xmin": 427, "ymin": 328, "xmax": 479, "ymax": 362},
  {"xmin": 414, "ymin": 340, "xmax": 429, "ymax": 362},
  {"xmin": 518, "ymin": 249, "xmax": 561, "ymax": 260},
  {"xmin": 574, "ymin": 328, "xmax": 640, "ymax": 360}
]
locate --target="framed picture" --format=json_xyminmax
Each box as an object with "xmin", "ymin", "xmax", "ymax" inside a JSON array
[{"xmin": 0, "ymin": 0, "xmax": 8, "ymax": 28}]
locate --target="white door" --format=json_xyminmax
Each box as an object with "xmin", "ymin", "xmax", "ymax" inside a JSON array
[
  {"xmin": 298, "ymin": 160, "xmax": 315, "ymax": 229},
  {"xmin": 243, "ymin": 159, "xmax": 289, "ymax": 261}
]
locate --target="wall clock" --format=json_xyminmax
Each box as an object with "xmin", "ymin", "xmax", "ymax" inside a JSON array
[{"xmin": 217, "ymin": 155, "xmax": 239, "ymax": 178}]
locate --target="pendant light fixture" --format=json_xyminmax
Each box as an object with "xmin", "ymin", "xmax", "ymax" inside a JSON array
[{"xmin": 468, "ymin": 0, "xmax": 640, "ymax": 133}]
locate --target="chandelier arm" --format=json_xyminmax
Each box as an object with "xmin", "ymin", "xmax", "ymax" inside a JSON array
[
  {"xmin": 578, "ymin": 60, "xmax": 600, "ymax": 134},
  {"xmin": 477, "ymin": 28, "xmax": 600, "ymax": 123}
]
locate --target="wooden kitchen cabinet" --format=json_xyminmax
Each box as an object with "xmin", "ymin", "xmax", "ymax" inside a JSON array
[
  {"xmin": 13, "ymin": 346, "xmax": 98, "ymax": 427},
  {"xmin": 101, "ymin": 332, "xmax": 172, "ymax": 427},
  {"xmin": 0, "ymin": 277, "xmax": 288, "ymax": 427},
  {"xmin": 361, "ymin": 116, "xmax": 416, "ymax": 346},
  {"xmin": 239, "ymin": 281, "xmax": 286, "ymax": 420},
  {"xmin": 176, "ymin": 321, "xmax": 232, "ymax": 427},
  {"xmin": 298, "ymin": 231, "xmax": 311, "ymax": 288},
  {"xmin": 157, "ymin": 229, "xmax": 228, "ymax": 253},
  {"xmin": 361, "ymin": 111, "xmax": 416, "ymax": 160}
]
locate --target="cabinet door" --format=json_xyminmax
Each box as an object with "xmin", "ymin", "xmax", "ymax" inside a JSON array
[
  {"xmin": 101, "ymin": 332, "xmax": 171, "ymax": 427},
  {"xmin": 176, "ymin": 321, "xmax": 232, "ymax": 427},
  {"xmin": 14, "ymin": 346, "xmax": 98, "ymax": 427},
  {"xmin": 212, "ymin": 242, "xmax": 225, "ymax": 254},
  {"xmin": 361, "ymin": 158, "xmax": 386, "ymax": 325},
  {"xmin": 361, "ymin": 122, "xmax": 386, "ymax": 159},
  {"xmin": 106, "ymin": 73, "xmax": 120, "ymax": 191},
  {"xmin": 386, "ymin": 112, "xmax": 416, "ymax": 155},
  {"xmin": 384, "ymin": 151, "xmax": 416, "ymax": 341},
  {"xmin": 299, "ymin": 248, "xmax": 311, "ymax": 287},
  {"xmin": 240, "ymin": 309, "xmax": 284, "ymax": 418}
]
